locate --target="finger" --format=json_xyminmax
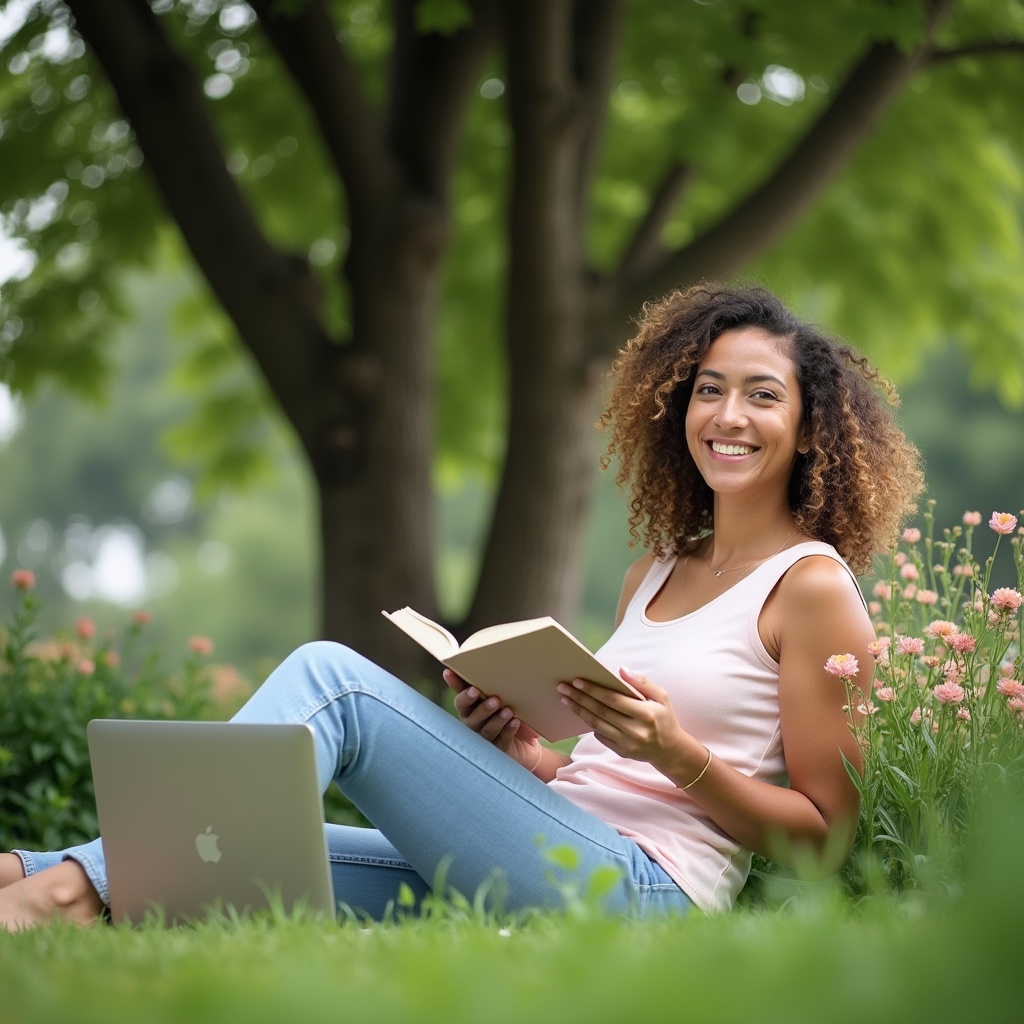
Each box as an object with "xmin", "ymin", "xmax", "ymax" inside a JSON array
[
  {"xmin": 452, "ymin": 686, "xmax": 484, "ymax": 716},
  {"xmin": 477, "ymin": 704, "xmax": 518, "ymax": 743},
  {"xmin": 443, "ymin": 668, "xmax": 470, "ymax": 693},
  {"xmin": 557, "ymin": 679, "xmax": 642, "ymax": 721}
]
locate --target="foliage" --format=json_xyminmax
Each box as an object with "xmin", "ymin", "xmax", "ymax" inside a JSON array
[
  {"xmin": 841, "ymin": 503, "xmax": 1024, "ymax": 896},
  {"xmin": 0, "ymin": 572, "xmax": 219, "ymax": 850}
]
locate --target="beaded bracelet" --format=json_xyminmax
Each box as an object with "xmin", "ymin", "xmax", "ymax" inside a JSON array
[{"xmin": 681, "ymin": 747, "xmax": 713, "ymax": 790}]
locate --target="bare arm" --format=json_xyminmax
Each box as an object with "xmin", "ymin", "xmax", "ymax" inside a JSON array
[{"xmin": 560, "ymin": 555, "xmax": 873, "ymax": 871}]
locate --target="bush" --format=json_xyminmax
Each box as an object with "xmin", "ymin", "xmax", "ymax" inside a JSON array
[
  {"xmin": 838, "ymin": 504, "xmax": 1024, "ymax": 897},
  {"xmin": 0, "ymin": 575, "xmax": 219, "ymax": 850}
]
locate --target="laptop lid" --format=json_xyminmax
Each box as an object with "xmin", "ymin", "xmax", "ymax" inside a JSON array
[{"xmin": 87, "ymin": 720, "xmax": 335, "ymax": 925}]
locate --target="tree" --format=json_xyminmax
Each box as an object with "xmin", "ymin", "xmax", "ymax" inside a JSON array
[{"xmin": 2, "ymin": 0, "xmax": 1022, "ymax": 689}]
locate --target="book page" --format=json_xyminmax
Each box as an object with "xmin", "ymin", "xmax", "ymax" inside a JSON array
[
  {"xmin": 459, "ymin": 616, "xmax": 560, "ymax": 652},
  {"xmin": 380, "ymin": 608, "xmax": 459, "ymax": 662}
]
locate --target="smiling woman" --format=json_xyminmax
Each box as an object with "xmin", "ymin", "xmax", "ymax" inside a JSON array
[{"xmin": 1, "ymin": 283, "xmax": 924, "ymax": 930}]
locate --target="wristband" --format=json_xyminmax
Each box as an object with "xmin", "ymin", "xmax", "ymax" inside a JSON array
[
  {"xmin": 681, "ymin": 747, "xmax": 713, "ymax": 790},
  {"xmin": 526, "ymin": 744, "xmax": 544, "ymax": 774}
]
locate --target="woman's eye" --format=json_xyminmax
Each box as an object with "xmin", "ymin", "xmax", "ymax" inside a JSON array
[
  {"xmin": 696, "ymin": 384, "xmax": 720, "ymax": 395},
  {"xmin": 752, "ymin": 389, "xmax": 778, "ymax": 401}
]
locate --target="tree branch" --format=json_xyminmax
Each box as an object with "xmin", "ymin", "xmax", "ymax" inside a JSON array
[
  {"xmin": 386, "ymin": 0, "xmax": 499, "ymax": 205},
  {"xmin": 249, "ymin": 0, "xmax": 395, "ymax": 211},
  {"xmin": 927, "ymin": 40, "xmax": 1024, "ymax": 63},
  {"xmin": 611, "ymin": 161, "xmax": 693, "ymax": 285},
  {"xmin": 570, "ymin": 0, "xmax": 623, "ymax": 232},
  {"xmin": 609, "ymin": 0, "xmax": 957, "ymax": 333},
  {"xmin": 64, "ymin": 0, "xmax": 331, "ymax": 444}
]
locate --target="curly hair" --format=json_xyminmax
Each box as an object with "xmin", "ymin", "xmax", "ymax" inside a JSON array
[{"xmin": 598, "ymin": 283, "xmax": 924, "ymax": 574}]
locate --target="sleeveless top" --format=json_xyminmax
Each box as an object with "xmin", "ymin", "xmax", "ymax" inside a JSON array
[{"xmin": 547, "ymin": 541, "xmax": 858, "ymax": 914}]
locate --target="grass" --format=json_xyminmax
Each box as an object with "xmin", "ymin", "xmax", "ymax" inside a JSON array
[{"xmin": 2, "ymin": 795, "xmax": 1021, "ymax": 1024}]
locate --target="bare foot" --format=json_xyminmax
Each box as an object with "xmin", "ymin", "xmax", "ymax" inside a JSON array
[
  {"xmin": 0, "ymin": 852, "xmax": 26, "ymax": 887},
  {"xmin": 0, "ymin": 860, "xmax": 105, "ymax": 931}
]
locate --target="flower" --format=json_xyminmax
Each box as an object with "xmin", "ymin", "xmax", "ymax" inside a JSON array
[
  {"xmin": 997, "ymin": 679, "xmax": 1024, "ymax": 699},
  {"xmin": 962, "ymin": 511, "xmax": 982, "ymax": 527},
  {"xmin": 902, "ymin": 527, "xmax": 922, "ymax": 543},
  {"xmin": 872, "ymin": 581, "xmax": 891, "ymax": 600},
  {"xmin": 949, "ymin": 633, "xmax": 976, "ymax": 654},
  {"xmin": 1008, "ymin": 696, "xmax": 1024, "ymax": 715},
  {"xmin": 925, "ymin": 620, "xmax": 958, "ymax": 640},
  {"xmin": 11, "ymin": 568, "xmax": 35, "ymax": 591},
  {"xmin": 915, "ymin": 589, "xmax": 939, "ymax": 606},
  {"xmin": 933, "ymin": 681, "xmax": 965, "ymax": 704},
  {"xmin": 957, "ymin": 707, "xmax": 971, "ymax": 722},
  {"xmin": 991, "ymin": 588, "xmax": 1023, "ymax": 614},
  {"xmin": 187, "ymin": 635, "xmax": 214, "ymax": 657},
  {"xmin": 867, "ymin": 638, "xmax": 891, "ymax": 659},
  {"xmin": 857, "ymin": 701, "xmax": 879, "ymax": 716},
  {"xmin": 75, "ymin": 617, "xmax": 96, "ymax": 641},
  {"xmin": 896, "ymin": 635, "xmax": 925, "ymax": 656},
  {"xmin": 876, "ymin": 686, "xmax": 897, "ymax": 702},
  {"xmin": 952, "ymin": 564, "xmax": 974, "ymax": 577},
  {"xmin": 824, "ymin": 653, "xmax": 859, "ymax": 678},
  {"xmin": 899, "ymin": 563, "xmax": 919, "ymax": 581},
  {"xmin": 76, "ymin": 658, "xmax": 95, "ymax": 677},
  {"xmin": 101, "ymin": 650, "xmax": 121, "ymax": 670},
  {"xmin": 989, "ymin": 511, "xmax": 1018, "ymax": 535},
  {"xmin": 132, "ymin": 610, "xmax": 153, "ymax": 626}
]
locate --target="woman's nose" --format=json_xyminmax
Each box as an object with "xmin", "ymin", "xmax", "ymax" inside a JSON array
[{"xmin": 714, "ymin": 394, "xmax": 748, "ymax": 428}]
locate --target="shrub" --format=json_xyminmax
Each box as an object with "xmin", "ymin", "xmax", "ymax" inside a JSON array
[
  {"xmin": 0, "ymin": 577, "xmax": 219, "ymax": 850},
  {"xmin": 838, "ymin": 504, "xmax": 1024, "ymax": 897}
]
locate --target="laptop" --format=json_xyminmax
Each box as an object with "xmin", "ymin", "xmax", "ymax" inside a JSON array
[{"xmin": 87, "ymin": 720, "xmax": 336, "ymax": 925}]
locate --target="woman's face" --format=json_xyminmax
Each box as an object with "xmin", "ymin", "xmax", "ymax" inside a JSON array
[{"xmin": 684, "ymin": 327, "xmax": 806, "ymax": 502}]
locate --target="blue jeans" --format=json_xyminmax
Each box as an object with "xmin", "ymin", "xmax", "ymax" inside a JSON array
[{"xmin": 15, "ymin": 642, "xmax": 692, "ymax": 920}]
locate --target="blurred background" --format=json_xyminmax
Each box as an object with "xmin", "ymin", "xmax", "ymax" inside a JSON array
[{"xmin": 1, "ymin": 0, "xmax": 1022, "ymax": 689}]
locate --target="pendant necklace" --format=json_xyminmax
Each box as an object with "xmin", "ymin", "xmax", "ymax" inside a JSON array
[{"xmin": 702, "ymin": 530, "xmax": 800, "ymax": 578}]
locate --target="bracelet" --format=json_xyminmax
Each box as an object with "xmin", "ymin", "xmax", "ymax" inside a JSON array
[
  {"xmin": 526, "ymin": 744, "xmax": 544, "ymax": 774},
  {"xmin": 681, "ymin": 747, "xmax": 713, "ymax": 790}
]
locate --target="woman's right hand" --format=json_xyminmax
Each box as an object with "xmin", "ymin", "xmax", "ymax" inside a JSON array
[{"xmin": 443, "ymin": 668, "xmax": 543, "ymax": 772}]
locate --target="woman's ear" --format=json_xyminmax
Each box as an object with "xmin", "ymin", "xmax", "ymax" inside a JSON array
[{"xmin": 796, "ymin": 424, "xmax": 810, "ymax": 455}]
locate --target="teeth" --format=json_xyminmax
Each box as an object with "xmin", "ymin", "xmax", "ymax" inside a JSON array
[{"xmin": 711, "ymin": 441, "xmax": 755, "ymax": 456}]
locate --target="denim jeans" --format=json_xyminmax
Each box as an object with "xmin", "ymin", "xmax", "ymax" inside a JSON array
[{"xmin": 15, "ymin": 642, "xmax": 693, "ymax": 920}]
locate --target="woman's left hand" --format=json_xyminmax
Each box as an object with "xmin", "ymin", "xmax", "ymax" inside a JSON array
[{"xmin": 557, "ymin": 667, "xmax": 687, "ymax": 768}]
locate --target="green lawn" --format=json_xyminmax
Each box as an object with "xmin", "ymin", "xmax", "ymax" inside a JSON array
[{"xmin": 2, "ymin": 809, "xmax": 1020, "ymax": 1024}]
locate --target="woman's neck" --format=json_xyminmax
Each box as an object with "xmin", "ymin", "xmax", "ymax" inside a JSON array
[{"xmin": 705, "ymin": 497, "xmax": 799, "ymax": 564}]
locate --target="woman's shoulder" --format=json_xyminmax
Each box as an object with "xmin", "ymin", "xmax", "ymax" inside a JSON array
[{"xmin": 776, "ymin": 547, "xmax": 865, "ymax": 616}]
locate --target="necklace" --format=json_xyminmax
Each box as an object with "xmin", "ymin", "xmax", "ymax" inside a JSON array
[{"xmin": 702, "ymin": 530, "xmax": 800, "ymax": 578}]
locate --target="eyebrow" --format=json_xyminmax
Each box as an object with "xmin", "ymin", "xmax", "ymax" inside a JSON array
[{"xmin": 695, "ymin": 369, "xmax": 790, "ymax": 391}]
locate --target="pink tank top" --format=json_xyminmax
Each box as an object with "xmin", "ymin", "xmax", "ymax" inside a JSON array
[{"xmin": 547, "ymin": 541, "xmax": 857, "ymax": 914}]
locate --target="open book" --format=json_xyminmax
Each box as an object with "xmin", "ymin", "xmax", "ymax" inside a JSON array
[{"xmin": 382, "ymin": 607, "xmax": 642, "ymax": 742}]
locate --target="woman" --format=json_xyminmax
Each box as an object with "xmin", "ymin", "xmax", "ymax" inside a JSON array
[{"xmin": 0, "ymin": 284, "xmax": 922, "ymax": 928}]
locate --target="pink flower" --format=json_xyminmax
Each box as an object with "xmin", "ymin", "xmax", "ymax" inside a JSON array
[
  {"xmin": 101, "ymin": 650, "xmax": 121, "ymax": 670},
  {"xmin": 991, "ymin": 588, "xmax": 1023, "ymax": 614},
  {"xmin": 11, "ymin": 569, "xmax": 36, "ymax": 591},
  {"xmin": 867, "ymin": 638, "xmax": 891, "ymax": 659},
  {"xmin": 902, "ymin": 527, "xmax": 922, "ymax": 543},
  {"xmin": 956, "ymin": 707, "xmax": 971, "ymax": 722},
  {"xmin": 1008, "ymin": 697, "xmax": 1024, "ymax": 715},
  {"xmin": 872, "ymin": 581, "xmax": 891, "ymax": 600},
  {"xmin": 902, "ymin": 584, "xmax": 918, "ymax": 600},
  {"xmin": 962, "ymin": 511, "xmax": 982, "ymax": 527},
  {"xmin": 76, "ymin": 658, "xmax": 95, "ymax": 677},
  {"xmin": 997, "ymin": 679, "xmax": 1024, "ymax": 699},
  {"xmin": 915, "ymin": 589, "xmax": 939, "ymax": 606},
  {"xmin": 952, "ymin": 564, "xmax": 974, "ymax": 577},
  {"xmin": 925, "ymin": 620, "xmax": 958, "ymax": 640},
  {"xmin": 188, "ymin": 635, "xmax": 214, "ymax": 657},
  {"xmin": 857, "ymin": 702, "xmax": 879, "ymax": 716},
  {"xmin": 896, "ymin": 635, "xmax": 925, "ymax": 656},
  {"xmin": 824, "ymin": 653, "xmax": 859, "ymax": 678},
  {"xmin": 132, "ymin": 610, "xmax": 153, "ymax": 626},
  {"xmin": 933, "ymin": 681, "xmax": 965, "ymax": 704},
  {"xmin": 989, "ymin": 511, "xmax": 1018, "ymax": 535},
  {"xmin": 949, "ymin": 633, "xmax": 976, "ymax": 654},
  {"xmin": 868, "ymin": 601, "xmax": 882, "ymax": 616},
  {"xmin": 899, "ymin": 563, "xmax": 919, "ymax": 581},
  {"xmin": 910, "ymin": 706, "xmax": 927, "ymax": 725},
  {"xmin": 876, "ymin": 686, "xmax": 896, "ymax": 702},
  {"xmin": 75, "ymin": 617, "xmax": 96, "ymax": 641}
]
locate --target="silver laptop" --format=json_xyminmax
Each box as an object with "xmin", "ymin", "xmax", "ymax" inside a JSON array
[{"xmin": 87, "ymin": 720, "xmax": 336, "ymax": 925}]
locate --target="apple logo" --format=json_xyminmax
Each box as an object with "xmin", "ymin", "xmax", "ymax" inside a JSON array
[{"xmin": 195, "ymin": 826, "xmax": 222, "ymax": 864}]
